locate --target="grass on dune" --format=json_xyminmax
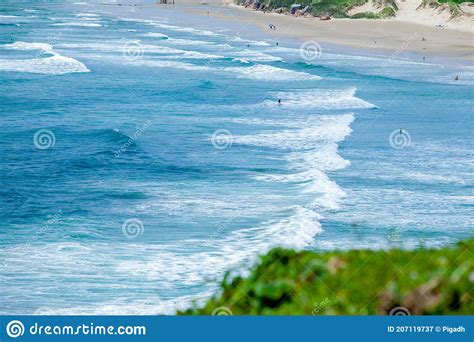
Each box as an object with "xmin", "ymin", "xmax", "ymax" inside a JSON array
[
  {"xmin": 182, "ymin": 239, "xmax": 474, "ymax": 315},
  {"xmin": 237, "ymin": 0, "xmax": 473, "ymax": 18},
  {"xmin": 242, "ymin": 0, "xmax": 370, "ymax": 17}
]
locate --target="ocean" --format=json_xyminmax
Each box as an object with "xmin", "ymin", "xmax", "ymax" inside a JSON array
[{"xmin": 0, "ymin": 0, "xmax": 472, "ymax": 314}]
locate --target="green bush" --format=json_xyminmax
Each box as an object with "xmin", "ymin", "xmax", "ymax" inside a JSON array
[
  {"xmin": 181, "ymin": 239, "xmax": 474, "ymax": 315},
  {"xmin": 350, "ymin": 11, "xmax": 378, "ymax": 18}
]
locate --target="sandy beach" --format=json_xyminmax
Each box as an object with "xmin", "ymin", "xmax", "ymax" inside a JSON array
[{"xmin": 169, "ymin": 0, "xmax": 473, "ymax": 61}]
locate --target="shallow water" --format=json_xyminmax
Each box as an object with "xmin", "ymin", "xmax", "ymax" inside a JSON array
[{"xmin": 0, "ymin": 0, "xmax": 472, "ymax": 314}]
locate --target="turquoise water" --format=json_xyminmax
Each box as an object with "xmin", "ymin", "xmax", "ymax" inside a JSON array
[{"xmin": 0, "ymin": 1, "xmax": 472, "ymax": 314}]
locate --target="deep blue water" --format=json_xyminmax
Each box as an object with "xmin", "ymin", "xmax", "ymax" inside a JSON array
[{"xmin": 0, "ymin": 1, "xmax": 472, "ymax": 314}]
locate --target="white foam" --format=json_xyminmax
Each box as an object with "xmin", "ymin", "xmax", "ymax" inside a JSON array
[
  {"xmin": 155, "ymin": 23, "xmax": 222, "ymax": 37},
  {"xmin": 447, "ymin": 195, "xmax": 474, "ymax": 202},
  {"xmin": 224, "ymin": 64, "xmax": 321, "ymax": 81},
  {"xmin": 52, "ymin": 22, "xmax": 102, "ymax": 27},
  {"xmin": 58, "ymin": 41, "xmax": 222, "ymax": 59},
  {"xmin": 256, "ymin": 206, "xmax": 323, "ymax": 249},
  {"xmin": 381, "ymin": 171, "xmax": 467, "ymax": 185},
  {"xmin": 231, "ymin": 111, "xmax": 353, "ymax": 212},
  {"xmin": 228, "ymin": 36, "xmax": 271, "ymax": 46},
  {"xmin": 42, "ymin": 293, "xmax": 213, "ymax": 315},
  {"xmin": 236, "ymin": 113, "xmax": 354, "ymax": 211},
  {"xmin": 232, "ymin": 49, "xmax": 282, "ymax": 63},
  {"xmin": 74, "ymin": 13, "xmax": 101, "ymax": 17},
  {"xmin": 255, "ymin": 169, "xmax": 347, "ymax": 210},
  {"xmin": 167, "ymin": 38, "xmax": 210, "ymax": 46},
  {"xmin": 129, "ymin": 60, "xmax": 209, "ymax": 71},
  {"xmin": 3, "ymin": 42, "xmax": 53, "ymax": 52},
  {"xmin": 113, "ymin": 206, "xmax": 323, "ymax": 284},
  {"xmin": 143, "ymin": 32, "xmax": 169, "ymax": 39},
  {"xmin": 164, "ymin": 51, "xmax": 222, "ymax": 59},
  {"xmin": 76, "ymin": 17, "xmax": 103, "ymax": 22},
  {"xmin": 118, "ymin": 17, "xmax": 162, "ymax": 26},
  {"xmin": 233, "ymin": 113, "xmax": 354, "ymax": 150},
  {"xmin": 65, "ymin": 49, "xmax": 209, "ymax": 71},
  {"xmin": 286, "ymin": 143, "xmax": 351, "ymax": 171},
  {"xmin": 0, "ymin": 41, "xmax": 89, "ymax": 75},
  {"xmin": 0, "ymin": 54, "xmax": 90, "ymax": 75},
  {"xmin": 267, "ymin": 87, "xmax": 377, "ymax": 109},
  {"xmin": 263, "ymin": 46, "xmax": 300, "ymax": 54},
  {"xmin": 164, "ymin": 39, "xmax": 232, "ymax": 52},
  {"xmin": 1, "ymin": 204, "xmax": 322, "ymax": 314}
]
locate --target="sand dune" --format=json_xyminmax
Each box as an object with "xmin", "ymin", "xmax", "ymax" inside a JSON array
[{"xmin": 394, "ymin": 0, "xmax": 473, "ymax": 32}]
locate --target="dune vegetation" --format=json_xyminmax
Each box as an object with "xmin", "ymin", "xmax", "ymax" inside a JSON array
[
  {"xmin": 182, "ymin": 239, "xmax": 474, "ymax": 315},
  {"xmin": 236, "ymin": 0, "xmax": 473, "ymax": 19}
]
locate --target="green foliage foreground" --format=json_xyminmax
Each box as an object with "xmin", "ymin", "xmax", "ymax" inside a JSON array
[{"xmin": 182, "ymin": 239, "xmax": 474, "ymax": 315}]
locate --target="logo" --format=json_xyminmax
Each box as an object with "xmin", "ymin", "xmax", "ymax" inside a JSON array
[
  {"xmin": 389, "ymin": 306, "xmax": 411, "ymax": 316},
  {"xmin": 300, "ymin": 41, "xmax": 322, "ymax": 61},
  {"xmin": 211, "ymin": 306, "xmax": 233, "ymax": 316},
  {"xmin": 122, "ymin": 41, "xmax": 144, "ymax": 61},
  {"xmin": 122, "ymin": 218, "xmax": 144, "ymax": 239},
  {"xmin": 389, "ymin": 129, "xmax": 411, "ymax": 149},
  {"xmin": 211, "ymin": 129, "xmax": 233, "ymax": 150},
  {"xmin": 33, "ymin": 129, "xmax": 55, "ymax": 149},
  {"xmin": 6, "ymin": 320, "xmax": 25, "ymax": 338}
]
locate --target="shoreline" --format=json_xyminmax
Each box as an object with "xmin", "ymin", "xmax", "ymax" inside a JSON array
[{"xmin": 171, "ymin": 0, "xmax": 474, "ymax": 62}]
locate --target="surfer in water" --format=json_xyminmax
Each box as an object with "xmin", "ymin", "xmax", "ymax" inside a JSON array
[{"xmin": 278, "ymin": 99, "xmax": 282, "ymax": 105}]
